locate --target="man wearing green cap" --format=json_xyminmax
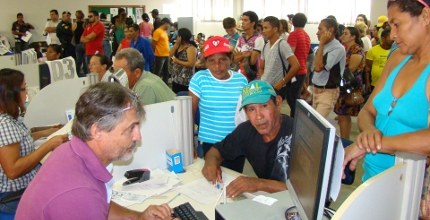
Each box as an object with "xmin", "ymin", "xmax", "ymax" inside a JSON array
[{"xmin": 202, "ymin": 80, "xmax": 294, "ymax": 197}]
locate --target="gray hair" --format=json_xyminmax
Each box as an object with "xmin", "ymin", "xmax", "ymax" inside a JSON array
[
  {"xmin": 71, "ymin": 82, "xmax": 145, "ymax": 141},
  {"xmin": 114, "ymin": 48, "xmax": 145, "ymax": 72}
]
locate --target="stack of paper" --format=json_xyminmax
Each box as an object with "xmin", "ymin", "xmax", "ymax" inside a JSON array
[{"xmin": 112, "ymin": 169, "xmax": 181, "ymax": 207}]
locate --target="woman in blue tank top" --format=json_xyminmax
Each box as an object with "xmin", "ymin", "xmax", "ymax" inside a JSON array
[{"xmin": 343, "ymin": 0, "xmax": 430, "ymax": 183}]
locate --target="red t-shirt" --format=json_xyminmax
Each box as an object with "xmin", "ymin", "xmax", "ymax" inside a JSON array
[
  {"xmin": 287, "ymin": 29, "xmax": 311, "ymax": 75},
  {"xmin": 82, "ymin": 21, "xmax": 105, "ymax": 55},
  {"xmin": 120, "ymin": 39, "xmax": 130, "ymax": 49}
]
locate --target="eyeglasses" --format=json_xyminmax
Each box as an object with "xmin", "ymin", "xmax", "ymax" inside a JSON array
[
  {"xmin": 417, "ymin": 0, "xmax": 429, "ymax": 7},
  {"xmin": 96, "ymin": 93, "xmax": 139, "ymax": 123}
]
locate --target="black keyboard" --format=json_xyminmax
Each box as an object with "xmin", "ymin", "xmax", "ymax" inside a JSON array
[{"xmin": 172, "ymin": 202, "xmax": 209, "ymax": 220}]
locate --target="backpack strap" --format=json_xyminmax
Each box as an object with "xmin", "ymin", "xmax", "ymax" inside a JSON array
[{"xmin": 278, "ymin": 39, "xmax": 287, "ymax": 76}]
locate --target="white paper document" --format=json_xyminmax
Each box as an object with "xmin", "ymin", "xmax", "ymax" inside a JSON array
[
  {"xmin": 112, "ymin": 169, "xmax": 181, "ymax": 207},
  {"xmin": 252, "ymin": 195, "xmax": 278, "ymax": 206},
  {"xmin": 21, "ymin": 31, "xmax": 32, "ymax": 42},
  {"xmin": 178, "ymin": 178, "xmax": 223, "ymax": 205},
  {"xmin": 34, "ymin": 121, "xmax": 73, "ymax": 163},
  {"xmin": 178, "ymin": 172, "xmax": 236, "ymax": 205}
]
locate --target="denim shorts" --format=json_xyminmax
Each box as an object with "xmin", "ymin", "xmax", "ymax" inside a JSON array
[{"xmin": 0, "ymin": 191, "xmax": 21, "ymax": 213}]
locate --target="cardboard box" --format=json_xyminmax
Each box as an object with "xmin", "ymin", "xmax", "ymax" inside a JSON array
[{"xmin": 166, "ymin": 148, "xmax": 184, "ymax": 173}]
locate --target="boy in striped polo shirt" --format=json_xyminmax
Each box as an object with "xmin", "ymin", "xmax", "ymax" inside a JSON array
[{"xmin": 189, "ymin": 36, "xmax": 248, "ymax": 172}]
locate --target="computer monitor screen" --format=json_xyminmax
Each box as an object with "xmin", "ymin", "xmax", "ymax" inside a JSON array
[
  {"xmin": 286, "ymin": 100, "xmax": 336, "ymax": 220},
  {"xmin": 39, "ymin": 63, "xmax": 51, "ymax": 89}
]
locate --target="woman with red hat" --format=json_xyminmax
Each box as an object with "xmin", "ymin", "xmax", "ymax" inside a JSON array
[{"xmin": 188, "ymin": 36, "xmax": 248, "ymax": 172}]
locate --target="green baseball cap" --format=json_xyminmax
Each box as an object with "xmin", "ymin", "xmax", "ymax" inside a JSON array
[{"xmin": 240, "ymin": 80, "xmax": 277, "ymax": 110}]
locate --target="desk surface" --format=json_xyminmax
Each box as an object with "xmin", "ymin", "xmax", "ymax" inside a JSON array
[
  {"xmin": 125, "ymin": 159, "xmax": 231, "ymax": 219},
  {"xmin": 123, "ymin": 159, "xmax": 273, "ymax": 220},
  {"xmin": 216, "ymin": 190, "xmax": 293, "ymax": 220}
]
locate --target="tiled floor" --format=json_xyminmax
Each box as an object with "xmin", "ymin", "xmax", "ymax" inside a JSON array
[{"xmin": 242, "ymin": 100, "xmax": 364, "ymax": 210}]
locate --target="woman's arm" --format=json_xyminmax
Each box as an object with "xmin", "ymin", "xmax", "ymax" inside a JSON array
[
  {"xmin": 348, "ymin": 54, "xmax": 363, "ymax": 73},
  {"xmin": 0, "ymin": 134, "xmax": 68, "ymax": 179},
  {"xmin": 381, "ymin": 129, "xmax": 430, "ymax": 155},
  {"xmin": 169, "ymin": 38, "xmax": 180, "ymax": 57},
  {"xmin": 172, "ymin": 46, "xmax": 197, "ymax": 68},
  {"xmin": 357, "ymin": 51, "xmax": 406, "ymax": 152},
  {"xmin": 31, "ymin": 125, "xmax": 62, "ymax": 140}
]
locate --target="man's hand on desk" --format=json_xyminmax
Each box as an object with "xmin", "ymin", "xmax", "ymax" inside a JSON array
[
  {"xmin": 202, "ymin": 162, "xmax": 222, "ymax": 184},
  {"xmin": 139, "ymin": 204, "xmax": 177, "ymax": 220},
  {"xmin": 202, "ymin": 147, "xmax": 223, "ymax": 184},
  {"xmin": 110, "ymin": 201, "xmax": 177, "ymax": 220},
  {"xmin": 226, "ymin": 176, "xmax": 261, "ymax": 198}
]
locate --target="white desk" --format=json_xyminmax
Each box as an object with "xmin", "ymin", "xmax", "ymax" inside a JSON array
[
  {"xmin": 123, "ymin": 159, "xmax": 259, "ymax": 220},
  {"xmin": 121, "ymin": 159, "xmax": 334, "ymax": 220},
  {"xmin": 215, "ymin": 190, "xmax": 293, "ymax": 220}
]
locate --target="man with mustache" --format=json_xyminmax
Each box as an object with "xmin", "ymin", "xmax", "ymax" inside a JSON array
[
  {"xmin": 16, "ymin": 83, "xmax": 173, "ymax": 219},
  {"xmin": 202, "ymin": 80, "xmax": 294, "ymax": 198}
]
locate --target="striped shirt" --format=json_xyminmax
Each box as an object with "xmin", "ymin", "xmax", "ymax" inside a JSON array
[
  {"xmin": 189, "ymin": 69, "xmax": 247, "ymax": 144},
  {"xmin": 0, "ymin": 114, "xmax": 39, "ymax": 192},
  {"xmin": 287, "ymin": 28, "xmax": 311, "ymax": 75}
]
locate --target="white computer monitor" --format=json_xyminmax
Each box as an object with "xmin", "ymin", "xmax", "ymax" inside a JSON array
[{"xmin": 286, "ymin": 99, "xmax": 336, "ymax": 220}]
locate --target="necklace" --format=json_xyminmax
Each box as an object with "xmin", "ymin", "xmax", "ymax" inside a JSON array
[{"xmin": 387, "ymin": 97, "xmax": 398, "ymax": 116}]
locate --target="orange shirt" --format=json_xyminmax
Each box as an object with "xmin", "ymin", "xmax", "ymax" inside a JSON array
[{"xmin": 152, "ymin": 28, "xmax": 170, "ymax": 56}]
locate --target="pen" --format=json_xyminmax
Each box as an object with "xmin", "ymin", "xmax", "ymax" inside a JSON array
[
  {"xmin": 215, "ymin": 181, "xmax": 221, "ymax": 189},
  {"xmin": 167, "ymin": 193, "xmax": 181, "ymax": 205},
  {"xmin": 223, "ymin": 183, "xmax": 227, "ymax": 204},
  {"xmin": 214, "ymin": 188, "xmax": 224, "ymax": 206}
]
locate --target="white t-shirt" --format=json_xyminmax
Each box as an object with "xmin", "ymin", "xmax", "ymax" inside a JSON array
[
  {"xmin": 44, "ymin": 20, "xmax": 61, "ymax": 45},
  {"xmin": 361, "ymin": 36, "xmax": 372, "ymax": 52},
  {"xmin": 261, "ymin": 38, "xmax": 295, "ymax": 85}
]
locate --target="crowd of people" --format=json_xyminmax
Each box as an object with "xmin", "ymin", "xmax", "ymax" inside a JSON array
[{"xmin": 2, "ymin": 0, "xmax": 430, "ymax": 218}]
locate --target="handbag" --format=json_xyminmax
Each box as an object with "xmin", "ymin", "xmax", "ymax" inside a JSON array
[
  {"xmin": 340, "ymin": 68, "xmax": 358, "ymax": 92},
  {"xmin": 344, "ymin": 88, "xmax": 365, "ymax": 106}
]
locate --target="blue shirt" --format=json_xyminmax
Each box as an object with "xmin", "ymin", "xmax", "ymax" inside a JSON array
[
  {"xmin": 189, "ymin": 69, "xmax": 247, "ymax": 144},
  {"xmin": 224, "ymin": 32, "xmax": 240, "ymax": 48},
  {"xmin": 312, "ymin": 39, "xmax": 346, "ymax": 86},
  {"xmin": 363, "ymin": 55, "xmax": 430, "ymax": 182},
  {"xmin": 130, "ymin": 36, "xmax": 155, "ymax": 71}
]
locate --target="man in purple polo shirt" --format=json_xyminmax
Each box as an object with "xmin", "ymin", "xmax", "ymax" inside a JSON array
[{"xmin": 16, "ymin": 83, "xmax": 173, "ymax": 219}]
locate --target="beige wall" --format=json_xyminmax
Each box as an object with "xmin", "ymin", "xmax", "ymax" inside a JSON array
[
  {"xmin": 0, "ymin": 0, "xmax": 387, "ymax": 46},
  {"xmin": 1, "ymin": 0, "xmax": 170, "ymax": 43},
  {"xmin": 370, "ymin": 1, "xmax": 389, "ymax": 27}
]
